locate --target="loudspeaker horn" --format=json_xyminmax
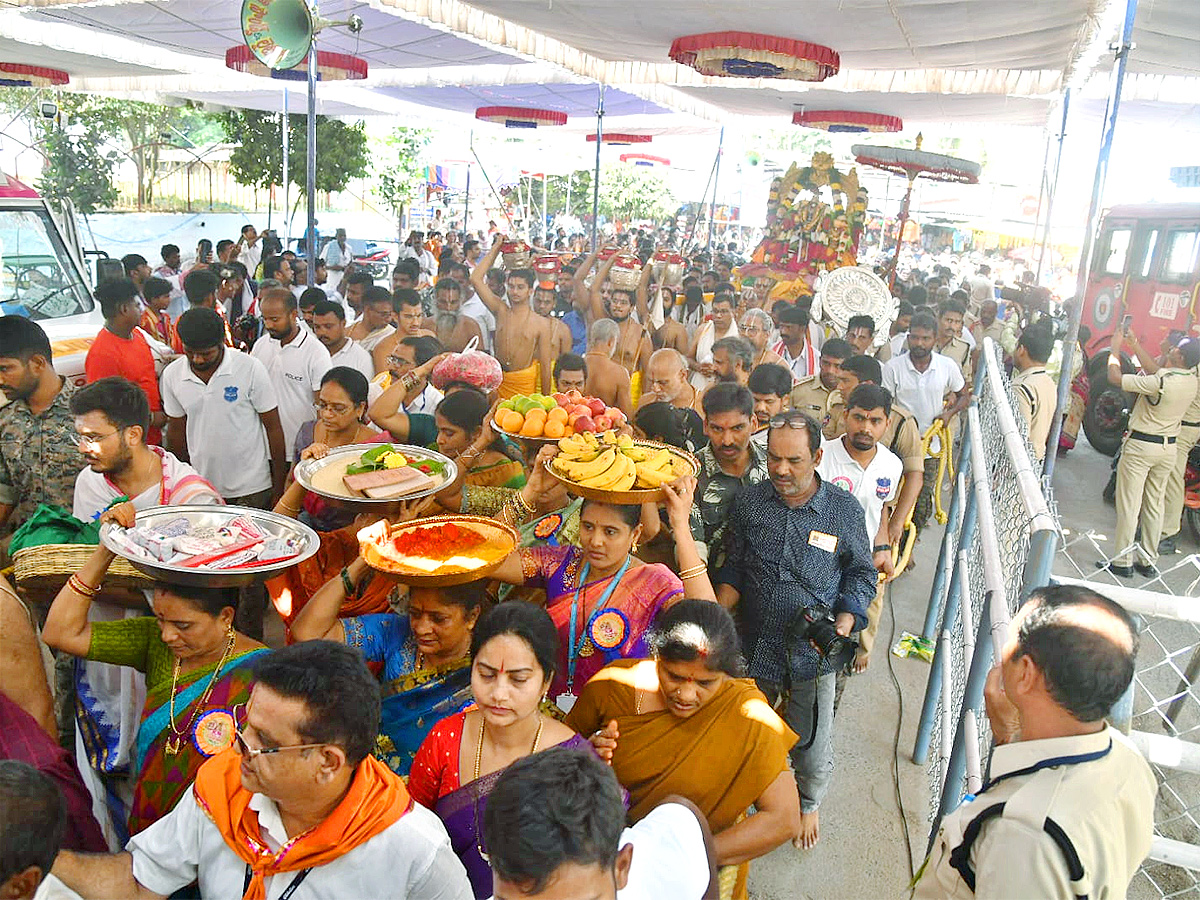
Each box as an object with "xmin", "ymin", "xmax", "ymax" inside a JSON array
[{"xmin": 241, "ymin": 0, "xmax": 314, "ymax": 71}]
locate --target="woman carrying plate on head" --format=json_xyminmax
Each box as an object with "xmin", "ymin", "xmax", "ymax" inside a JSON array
[
  {"xmin": 40, "ymin": 531, "xmax": 267, "ymax": 836},
  {"xmin": 486, "ymin": 462, "xmax": 713, "ymax": 715},
  {"xmin": 289, "ymin": 366, "xmax": 390, "ymax": 531},
  {"xmin": 433, "ymin": 388, "xmax": 526, "ymax": 492},
  {"xmin": 291, "ymin": 565, "xmax": 484, "ymax": 777}
]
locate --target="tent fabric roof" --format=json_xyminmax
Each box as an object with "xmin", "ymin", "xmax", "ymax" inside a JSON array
[{"xmin": 0, "ymin": 0, "xmax": 1195, "ymax": 130}]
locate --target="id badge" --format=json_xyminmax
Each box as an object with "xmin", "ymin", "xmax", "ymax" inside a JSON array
[{"xmin": 555, "ymin": 692, "xmax": 577, "ymax": 714}]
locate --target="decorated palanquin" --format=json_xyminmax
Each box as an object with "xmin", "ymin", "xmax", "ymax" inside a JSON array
[{"xmin": 742, "ymin": 152, "xmax": 868, "ymax": 288}]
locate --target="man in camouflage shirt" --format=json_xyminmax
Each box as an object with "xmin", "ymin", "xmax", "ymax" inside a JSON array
[
  {"xmin": 688, "ymin": 383, "xmax": 769, "ymax": 567},
  {"xmin": 0, "ymin": 318, "xmax": 81, "ymax": 545}
]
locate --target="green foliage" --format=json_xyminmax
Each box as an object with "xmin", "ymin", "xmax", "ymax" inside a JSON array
[
  {"xmin": 376, "ymin": 126, "xmax": 432, "ymax": 221},
  {"xmin": 221, "ymin": 109, "xmax": 370, "ymax": 195},
  {"xmin": 596, "ymin": 164, "xmax": 675, "ymax": 223},
  {"xmin": 35, "ymin": 125, "xmax": 120, "ymax": 214}
]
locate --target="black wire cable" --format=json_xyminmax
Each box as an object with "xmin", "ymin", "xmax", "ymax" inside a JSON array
[{"xmin": 886, "ymin": 581, "xmax": 916, "ymax": 879}]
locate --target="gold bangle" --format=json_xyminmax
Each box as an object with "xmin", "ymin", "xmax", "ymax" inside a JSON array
[
  {"xmin": 277, "ymin": 502, "xmax": 300, "ymax": 514},
  {"xmin": 68, "ymin": 574, "xmax": 100, "ymax": 597},
  {"xmin": 679, "ymin": 564, "xmax": 708, "ymax": 580}
]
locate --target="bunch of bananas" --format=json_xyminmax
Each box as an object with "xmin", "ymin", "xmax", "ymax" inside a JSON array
[{"xmin": 552, "ymin": 432, "xmax": 689, "ymax": 491}]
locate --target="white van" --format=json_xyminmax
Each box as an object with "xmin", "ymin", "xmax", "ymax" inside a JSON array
[{"xmin": 1, "ymin": 185, "xmax": 103, "ymax": 386}]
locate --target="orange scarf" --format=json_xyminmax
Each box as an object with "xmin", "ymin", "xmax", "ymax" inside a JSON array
[{"xmin": 193, "ymin": 749, "xmax": 411, "ymax": 900}]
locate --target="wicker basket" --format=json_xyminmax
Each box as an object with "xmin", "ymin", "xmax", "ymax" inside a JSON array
[{"xmin": 12, "ymin": 544, "xmax": 154, "ymax": 592}]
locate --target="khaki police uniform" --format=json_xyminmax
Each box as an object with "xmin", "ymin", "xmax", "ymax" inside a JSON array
[
  {"xmin": 1010, "ymin": 365, "xmax": 1057, "ymax": 462},
  {"xmin": 937, "ymin": 335, "xmax": 973, "ymax": 384},
  {"xmin": 914, "ymin": 727, "xmax": 1155, "ymax": 899},
  {"xmin": 790, "ymin": 374, "xmax": 834, "ymax": 435},
  {"xmin": 1162, "ymin": 366, "xmax": 1200, "ymax": 542},
  {"xmin": 971, "ymin": 319, "xmax": 1005, "ymax": 347},
  {"xmin": 1115, "ymin": 367, "xmax": 1198, "ymax": 566}
]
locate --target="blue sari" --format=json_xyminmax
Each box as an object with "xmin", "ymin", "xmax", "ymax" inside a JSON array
[{"xmin": 344, "ymin": 613, "xmax": 473, "ymax": 777}]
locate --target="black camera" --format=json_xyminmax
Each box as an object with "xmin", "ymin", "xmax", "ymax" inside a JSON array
[{"xmin": 797, "ymin": 607, "xmax": 856, "ymax": 663}]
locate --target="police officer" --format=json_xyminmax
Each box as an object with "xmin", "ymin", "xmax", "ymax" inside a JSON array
[
  {"xmin": 790, "ymin": 338, "xmax": 851, "ymax": 439},
  {"xmin": 914, "ymin": 585, "xmax": 1155, "ymax": 899},
  {"xmin": 1010, "ymin": 325, "xmax": 1057, "ymax": 462},
  {"xmin": 935, "ymin": 299, "xmax": 973, "ymax": 383},
  {"xmin": 1150, "ymin": 335, "xmax": 1200, "ymax": 555},
  {"xmin": 1101, "ymin": 326, "xmax": 1200, "ymax": 577}
]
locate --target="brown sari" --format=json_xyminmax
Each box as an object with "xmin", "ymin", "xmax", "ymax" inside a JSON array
[{"xmin": 565, "ymin": 658, "xmax": 797, "ymax": 831}]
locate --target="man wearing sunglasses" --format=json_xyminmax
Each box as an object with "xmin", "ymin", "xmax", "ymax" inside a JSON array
[
  {"xmin": 52, "ymin": 641, "xmax": 472, "ymax": 900},
  {"xmin": 715, "ymin": 410, "xmax": 877, "ymax": 851}
]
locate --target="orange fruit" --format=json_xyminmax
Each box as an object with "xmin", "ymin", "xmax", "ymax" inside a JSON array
[
  {"xmin": 520, "ymin": 416, "xmax": 544, "ymax": 437},
  {"xmin": 500, "ymin": 410, "xmax": 524, "ymax": 433},
  {"xmin": 543, "ymin": 419, "xmax": 566, "ymax": 438},
  {"xmin": 547, "ymin": 406, "xmax": 569, "ymax": 424}
]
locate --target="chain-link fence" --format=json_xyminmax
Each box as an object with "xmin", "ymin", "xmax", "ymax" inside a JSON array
[
  {"xmin": 1056, "ymin": 529, "xmax": 1200, "ymax": 898},
  {"xmin": 912, "ymin": 338, "xmax": 1058, "ymax": 837}
]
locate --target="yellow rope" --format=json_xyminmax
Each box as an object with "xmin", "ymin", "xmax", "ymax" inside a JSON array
[{"xmin": 921, "ymin": 420, "xmax": 954, "ymax": 526}]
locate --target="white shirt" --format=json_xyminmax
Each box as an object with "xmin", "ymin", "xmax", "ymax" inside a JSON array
[
  {"xmin": 616, "ymin": 803, "xmax": 711, "ymax": 900},
  {"xmin": 459, "ymin": 295, "xmax": 496, "ymax": 353},
  {"xmin": 881, "ymin": 352, "xmax": 965, "ymax": 454},
  {"xmin": 405, "ymin": 381, "xmax": 443, "ymax": 416},
  {"xmin": 321, "ymin": 240, "xmax": 353, "ymax": 270},
  {"xmin": 328, "ymin": 337, "xmax": 375, "ymax": 382},
  {"xmin": 127, "ymin": 784, "xmax": 472, "ymax": 900},
  {"xmin": 358, "ymin": 324, "xmax": 395, "ymax": 354},
  {"xmin": 34, "ymin": 875, "xmax": 82, "ymax": 900},
  {"xmin": 237, "ymin": 241, "xmax": 262, "ymax": 277},
  {"xmin": 398, "ymin": 244, "xmax": 437, "ymax": 281},
  {"xmin": 251, "ymin": 326, "xmax": 332, "ymax": 456},
  {"xmin": 817, "ymin": 436, "xmax": 903, "ymax": 540},
  {"xmin": 161, "ymin": 349, "xmax": 279, "ymax": 497}
]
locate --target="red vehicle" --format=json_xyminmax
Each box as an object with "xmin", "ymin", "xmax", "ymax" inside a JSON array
[{"xmin": 1081, "ymin": 203, "xmax": 1200, "ymax": 455}]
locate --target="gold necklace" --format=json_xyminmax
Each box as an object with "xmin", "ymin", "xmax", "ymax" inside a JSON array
[
  {"xmin": 473, "ymin": 712, "xmax": 544, "ymax": 782},
  {"xmin": 165, "ymin": 629, "xmax": 237, "ymax": 755}
]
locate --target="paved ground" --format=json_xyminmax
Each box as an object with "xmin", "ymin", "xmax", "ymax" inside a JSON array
[{"xmin": 748, "ymin": 433, "xmax": 1184, "ymax": 899}]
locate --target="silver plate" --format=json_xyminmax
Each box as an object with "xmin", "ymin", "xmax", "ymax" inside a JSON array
[
  {"xmin": 100, "ymin": 505, "xmax": 319, "ymax": 587},
  {"xmin": 292, "ymin": 443, "xmax": 457, "ymax": 506},
  {"xmin": 814, "ymin": 266, "xmax": 898, "ymax": 344}
]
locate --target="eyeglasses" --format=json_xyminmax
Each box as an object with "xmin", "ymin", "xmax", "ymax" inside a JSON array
[
  {"xmin": 74, "ymin": 429, "xmax": 120, "ymax": 452},
  {"xmin": 740, "ymin": 324, "xmax": 763, "ymax": 334},
  {"xmin": 232, "ymin": 705, "xmax": 326, "ymax": 761},
  {"xmin": 386, "ymin": 356, "xmax": 411, "ymax": 368},
  {"xmin": 769, "ymin": 412, "xmax": 815, "ymax": 430},
  {"xmin": 313, "ymin": 400, "xmax": 354, "ymax": 415}
]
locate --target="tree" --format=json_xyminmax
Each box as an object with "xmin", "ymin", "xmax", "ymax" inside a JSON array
[
  {"xmin": 376, "ymin": 126, "xmax": 431, "ymax": 238},
  {"xmin": 221, "ymin": 109, "xmax": 370, "ymax": 199},
  {"xmin": 35, "ymin": 124, "xmax": 120, "ymax": 214},
  {"xmin": 597, "ymin": 164, "xmax": 675, "ymax": 223}
]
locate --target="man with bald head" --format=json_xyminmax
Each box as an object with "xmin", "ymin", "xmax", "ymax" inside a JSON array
[
  {"xmin": 641, "ymin": 348, "xmax": 703, "ymax": 417},
  {"xmin": 916, "ymin": 584, "xmax": 1154, "ymax": 899},
  {"xmin": 582, "ymin": 318, "xmax": 633, "ymax": 417}
]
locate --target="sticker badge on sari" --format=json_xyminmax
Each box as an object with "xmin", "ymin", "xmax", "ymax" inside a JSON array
[
  {"xmin": 224, "ymin": 386, "xmax": 238, "ymax": 403},
  {"xmin": 192, "ymin": 708, "xmax": 236, "ymax": 757},
  {"xmin": 588, "ymin": 608, "xmax": 630, "ymax": 660},
  {"xmin": 533, "ymin": 513, "xmax": 563, "ymax": 545}
]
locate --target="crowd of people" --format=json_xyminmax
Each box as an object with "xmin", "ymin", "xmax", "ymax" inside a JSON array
[{"xmin": 0, "ymin": 223, "xmax": 1157, "ymax": 899}]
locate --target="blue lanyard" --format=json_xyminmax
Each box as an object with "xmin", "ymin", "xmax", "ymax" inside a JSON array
[{"xmin": 566, "ymin": 555, "xmax": 631, "ymax": 693}]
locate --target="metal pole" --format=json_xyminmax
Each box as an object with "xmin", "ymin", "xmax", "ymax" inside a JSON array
[
  {"xmin": 707, "ymin": 127, "xmax": 724, "ymax": 252},
  {"xmin": 1044, "ymin": 0, "xmax": 1139, "ymax": 480},
  {"xmin": 282, "ymin": 87, "xmax": 290, "ymax": 249},
  {"xmin": 591, "ymin": 84, "xmax": 604, "ymax": 251},
  {"xmin": 464, "ymin": 165, "xmax": 471, "ymax": 236},
  {"xmin": 305, "ymin": 39, "xmax": 317, "ymax": 287},
  {"xmin": 1036, "ymin": 89, "xmax": 1071, "ymax": 285},
  {"xmin": 565, "ymin": 171, "xmax": 572, "ymax": 219},
  {"xmin": 542, "ymin": 170, "xmax": 548, "ymax": 246},
  {"xmin": 1028, "ymin": 126, "xmax": 1053, "ymax": 266}
]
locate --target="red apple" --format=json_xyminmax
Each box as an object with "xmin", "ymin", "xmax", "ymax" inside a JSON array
[
  {"xmin": 604, "ymin": 407, "xmax": 625, "ymax": 423},
  {"xmin": 574, "ymin": 415, "xmax": 596, "ymax": 433},
  {"xmin": 569, "ymin": 404, "xmax": 592, "ymax": 419},
  {"xmin": 587, "ymin": 397, "xmax": 607, "ymax": 416},
  {"xmin": 594, "ymin": 415, "xmax": 613, "ymax": 431},
  {"xmin": 565, "ymin": 389, "xmax": 583, "ymax": 403},
  {"xmin": 553, "ymin": 392, "xmax": 568, "ymax": 407}
]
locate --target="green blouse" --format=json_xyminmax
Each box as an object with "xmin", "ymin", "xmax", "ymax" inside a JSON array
[{"xmin": 87, "ymin": 617, "xmax": 174, "ymax": 691}]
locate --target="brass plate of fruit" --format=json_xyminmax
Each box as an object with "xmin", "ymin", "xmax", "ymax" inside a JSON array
[
  {"xmin": 545, "ymin": 432, "xmax": 698, "ymax": 505},
  {"xmin": 493, "ymin": 392, "xmax": 629, "ymax": 442}
]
